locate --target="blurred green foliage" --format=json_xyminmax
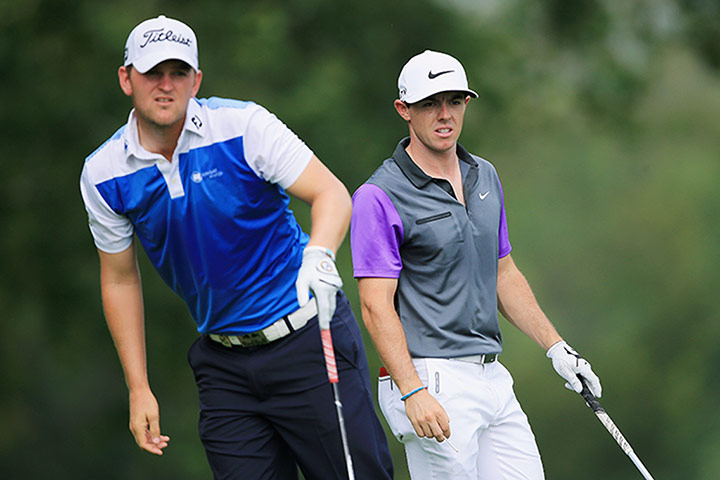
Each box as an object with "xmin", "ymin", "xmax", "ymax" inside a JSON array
[{"xmin": 1, "ymin": 0, "xmax": 719, "ymax": 478}]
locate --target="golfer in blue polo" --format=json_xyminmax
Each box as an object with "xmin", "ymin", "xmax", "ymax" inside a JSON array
[{"xmin": 80, "ymin": 15, "xmax": 392, "ymax": 480}]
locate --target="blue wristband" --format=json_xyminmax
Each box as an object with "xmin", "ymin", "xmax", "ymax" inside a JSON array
[{"xmin": 401, "ymin": 386, "xmax": 428, "ymax": 401}]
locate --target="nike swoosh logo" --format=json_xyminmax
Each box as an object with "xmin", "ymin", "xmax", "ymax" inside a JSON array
[
  {"xmin": 479, "ymin": 191, "xmax": 489, "ymax": 200},
  {"xmin": 428, "ymin": 70, "xmax": 454, "ymax": 79}
]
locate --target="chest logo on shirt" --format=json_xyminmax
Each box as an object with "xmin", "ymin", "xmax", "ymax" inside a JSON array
[
  {"xmin": 479, "ymin": 191, "xmax": 490, "ymax": 200},
  {"xmin": 191, "ymin": 168, "xmax": 224, "ymax": 183}
]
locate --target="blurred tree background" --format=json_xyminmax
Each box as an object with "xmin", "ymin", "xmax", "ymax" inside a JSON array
[{"xmin": 1, "ymin": 0, "xmax": 719, "ymax": 478}]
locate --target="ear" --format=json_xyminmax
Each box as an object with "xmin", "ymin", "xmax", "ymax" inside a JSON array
[
  {"xmin": 394, "ymin": 99, "xmax": 411, "ymax": 122},
  {"xmin": 191, "ymin": 69, "xmax": 203, "ymax": 97},
  {"xmin": 118, "ymin": 66, "xmax": 133, "ymax": 97}
]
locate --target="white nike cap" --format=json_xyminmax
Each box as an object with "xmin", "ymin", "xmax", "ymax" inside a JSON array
[
  {"xmin": 124, "ymin": 15, "xmax": 199, "ymax": 73},
  {"xmin": 398, "ymin": 50, "xmax": 478, "ymax": 104}
]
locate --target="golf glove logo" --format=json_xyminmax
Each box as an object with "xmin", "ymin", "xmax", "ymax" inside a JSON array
[{"xmin": 296, "ymin": 246, "xmax": 343, "ymax": 330}]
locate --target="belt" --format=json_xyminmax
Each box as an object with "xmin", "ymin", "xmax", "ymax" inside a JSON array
[
  {"xmin": 209, "ymin": 300, "xmax": 318, "ymax": 347},
  {"xmin": 452, "ymin": 353, "xmax": 498, "ymax": 364}
]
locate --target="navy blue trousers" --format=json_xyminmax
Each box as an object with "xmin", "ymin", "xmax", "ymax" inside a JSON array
[{"xmin": 188, "ymin": 292, "xmax": 394, "ymax": 480}]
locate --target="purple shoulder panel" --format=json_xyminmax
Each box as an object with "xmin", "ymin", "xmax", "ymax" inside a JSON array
[
  {"xmin": 350, "ymin": 184, "xmax": 404, "ymax": 278},
  {"xmin": 497, "ymin": 176, "xmax": 512, "ymax": 258}
]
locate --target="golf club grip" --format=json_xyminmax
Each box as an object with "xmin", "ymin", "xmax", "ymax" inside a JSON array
[
  {"xmin": 321, "ymin": 328, "xmax": 339, "ymax": 383},
  {"xmin": 578, "ymin": 376, "xmax": 604, "ymax": 413}
]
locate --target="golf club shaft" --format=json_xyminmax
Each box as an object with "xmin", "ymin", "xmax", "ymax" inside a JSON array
[
  {"xmin": 332, "ymin": 382, "xmax": 355, "ymax": 480},
  {"xmin": 579, "ymin": 378, "xmax": 654, "ymax": 480},
  {"xmin": 320, "ymin": 328, "xmax": 356, "ymax": 480}
]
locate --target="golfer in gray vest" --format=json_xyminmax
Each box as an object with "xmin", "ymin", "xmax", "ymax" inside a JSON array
[{"xmin": 350, "ymin": 50, "xmax": 602, "ymax": 479}]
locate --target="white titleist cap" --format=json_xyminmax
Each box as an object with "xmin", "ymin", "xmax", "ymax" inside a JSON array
[
  {"xmin": 124, "ymin": 15, "xmax": 198, "ymax": 73},
  {"xmin": 398, "ymin": 50, "xmax": 478, "ymax": 104}
]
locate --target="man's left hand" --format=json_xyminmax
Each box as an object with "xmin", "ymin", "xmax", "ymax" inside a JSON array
[
  {"xmin": 546, "ymin": 340, "xmax": 602, "ymax": 397},
  {"xmin": 296, "ymin": 246, "xmax": 343, "ymax": 330}
]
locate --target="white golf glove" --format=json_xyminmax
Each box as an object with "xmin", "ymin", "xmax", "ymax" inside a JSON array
[
  {"xmin": 296, "ymin": 246, "xmax": 343, "ymax": 330},
  {"xmin": 546, "ymin": 340, "xmax": 602, "ymax": 398}
]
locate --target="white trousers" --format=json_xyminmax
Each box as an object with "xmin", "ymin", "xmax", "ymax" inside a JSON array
[{"xmin": 379, "ymin": 359, "xmax": 545, "ymax": 480}]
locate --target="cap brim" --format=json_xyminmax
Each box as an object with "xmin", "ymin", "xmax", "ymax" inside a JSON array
[
  {"xmin": 131, "ymin": 53, "xmax": 198, "ymax": 73},
  {"xmin": 404, "ymin": 88, "xmax": 478, "ymax": 104}
]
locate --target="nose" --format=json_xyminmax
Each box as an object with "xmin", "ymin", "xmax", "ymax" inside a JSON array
[
  {"xmin": 437, "ymin": 101, "xmax": 451, "ymax": 119},
  {"xmin": 158, "ymin": 73, "xmax": 173, "ymax": 91}
]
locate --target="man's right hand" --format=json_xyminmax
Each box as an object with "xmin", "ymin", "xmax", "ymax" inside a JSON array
[
  {"xmin": 129, "ymin": 388, "xmax": 170, "ymax": 455},
  {"xmin": 404, "ymin": 389, "xmax": 451, "ymax": 443}
]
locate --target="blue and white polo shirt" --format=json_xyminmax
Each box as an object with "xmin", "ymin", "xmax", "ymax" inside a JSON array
[{"xmin": 80, "ymin": 97, "xmax": 313, "ymax": 334}]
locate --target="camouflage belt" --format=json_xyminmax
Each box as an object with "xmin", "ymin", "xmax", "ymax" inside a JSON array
[{"xmin": 209, "ymin": 300, "xmax": 318, "ymax": 347}]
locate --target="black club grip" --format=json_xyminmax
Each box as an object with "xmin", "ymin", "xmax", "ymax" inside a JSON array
[{"xmin": 578, "ymin": 375, "xmax": 605, "ymax": 413}]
